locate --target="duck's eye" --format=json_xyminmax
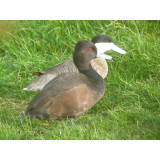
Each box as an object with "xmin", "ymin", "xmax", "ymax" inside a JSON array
[{"xmin": 88, "ymin": 48, "xmax": 92, "ymax": 52}]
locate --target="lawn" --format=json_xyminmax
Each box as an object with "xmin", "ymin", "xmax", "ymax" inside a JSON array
[{"xmin": 0, "ymin": 20, "xmax": 160, "ymax": 140}]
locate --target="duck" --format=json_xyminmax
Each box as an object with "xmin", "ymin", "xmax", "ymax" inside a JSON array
[
  {"xmin": 23, "ymin": 35, "xmax": 126, "ymax": 91},
  {"xmin": 24, "ymin": 41, "xmax": 106, "ymax": 120}
]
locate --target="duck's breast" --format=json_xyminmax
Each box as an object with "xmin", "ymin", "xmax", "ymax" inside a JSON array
[
  {"xmin": 26, "ymin": 72, "xmax": 102, "ymax": 120},
  {"xmin": 47, "ymin": 84, "xmax": 95, "ymax": 119},
  {"xmin": 91, "ymin": 58, "xmax": 108, "ymax": 79}
]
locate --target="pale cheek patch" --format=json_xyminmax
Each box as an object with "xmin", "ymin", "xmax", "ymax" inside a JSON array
[
  {"xmin": 95, "ymin": 42, "xmax": 113, "ymax": 54},
  {"xmin": 95, "ymin": 42, "xmax": 113, "ymax": 59},
  {"xmin": 95, "ymin": 42, "xmax": 127, "ymax": 56}
]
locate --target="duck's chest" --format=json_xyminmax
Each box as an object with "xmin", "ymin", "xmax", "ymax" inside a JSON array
[
  {"xmin": 71, "ymin": 82, "xmax": 106, "ymax": 117},
  {"xmin": 91, "ymin": 58, "xmax": 108, "ymax": 79}
]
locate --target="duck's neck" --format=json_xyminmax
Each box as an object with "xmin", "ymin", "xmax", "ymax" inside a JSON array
[{"xmin": 79, "ymin": 64, "xmax": 104, "ymax": 83}]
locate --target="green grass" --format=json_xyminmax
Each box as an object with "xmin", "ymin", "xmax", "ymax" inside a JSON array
[{"xmin": 0, "ymin": 20, "xmax": 160, "ymax": 140}]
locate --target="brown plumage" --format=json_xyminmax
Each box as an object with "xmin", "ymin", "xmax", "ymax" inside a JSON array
[{"xmin": 24, "ymin": 41, "xmax": 106, "ymax": 120}]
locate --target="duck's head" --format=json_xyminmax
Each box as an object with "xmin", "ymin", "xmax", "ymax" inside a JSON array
[
  {"xmin": 91, "ymin": 34, "xmax": 126, "ymax": 60},
  {"xmin": 73, "ymin": 41, "xmax": 97, "ymax": 72}
]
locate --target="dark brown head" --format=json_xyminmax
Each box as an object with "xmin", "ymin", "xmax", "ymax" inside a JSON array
[
  {"xmin": 91, "ymin": 35, "xmax": 126, "ymax": 58},
  {"xmin": 73, "ymin": 41, "xmax": 97, "ymax": 72},
  {"xmin": 91, "ymin": 34, "xmax": 113, "ymax": 43}
]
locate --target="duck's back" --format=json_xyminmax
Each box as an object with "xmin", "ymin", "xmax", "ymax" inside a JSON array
[
  {"xmin": 25, "ymin": 72, "xmax": 105, "ymax": 120},
  {"xmin": 24, "ymin": 58, "xmax": 108, "ymax": 91},
  {"xmin": 24, "ymin": 59, "xmax": 77, "ymax": 91}
]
